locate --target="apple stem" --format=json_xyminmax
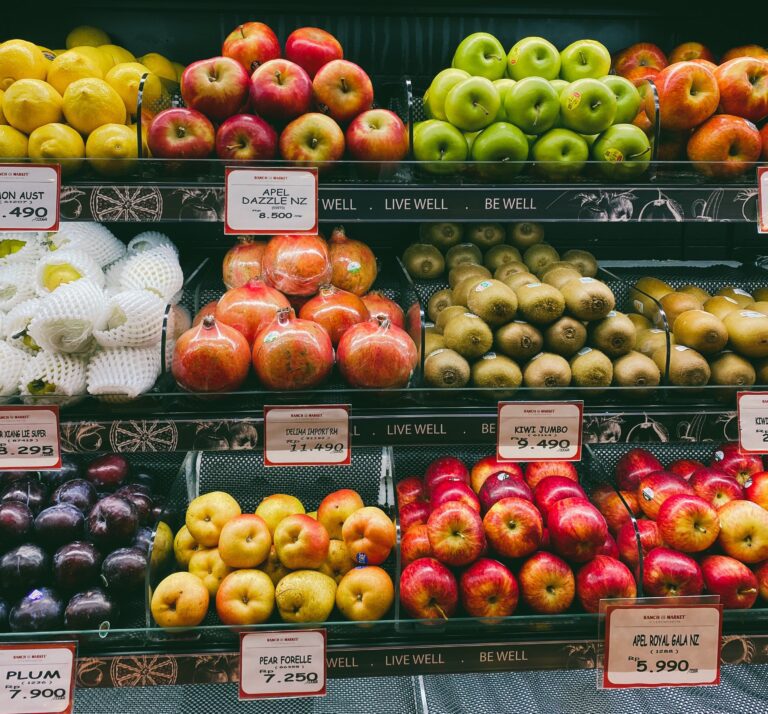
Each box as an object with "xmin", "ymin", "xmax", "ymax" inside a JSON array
[
  {"xmin": 341, "ymin": 77, "xmax": 348, "ymax": 93},
  {"xmin": 629, "ymin": 147, "xmax": 652, "ymax": 159},
  {"xmin": 579, "ymin": 50, "xmax": 586, "ymax": 65},
  {"xmin": 434, "ymin": 604, "xmax": 448, "ymax": 620},
  {"xmin": 473, "ymin": 102, "xmax": 489, "ymax": 116},
  {"xmin": 310, "ymin": 137, "xmax": 319, "ymax": 149}
]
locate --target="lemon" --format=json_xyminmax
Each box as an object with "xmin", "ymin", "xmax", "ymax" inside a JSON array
[
  {"xmin": 129, "ymin": 122, "xmax": 150, "ymax": 156},
  {"xmin": 137, "ymin": 53, "xmax": 176, "ymax": 82},
  {"xmin": 28, "ymin": 123, "xmax": 85, "ymax": 175},
  {"xmin": 0, "ymin": 125, "xmax": 28, "ymax": 158},
  {"xmin": 63, "ymin": 77, "xmax": 125, "ymax": 135},
  {"xmin": 172, "ymin": 61, "xmax": 186, "ymax": 82},
  {"xmin": 100, "ymin": 44, "xmax": 135, "ymax": 65},
  {"xmin": 0, "ymin": 39, "xmax": 48, "ymax": 90},
  {"xmin": 38, "ymin": 47, "xmax": 55, "ymax": 73},
  {"xmin": 0, "ymin": 89, "xmax": 6, "ymax": 125},
  {"xmin": 66, "ymin": 26, "xmax": 110, "ymax": 50},
  {"xmin": 106, "ymin": 62, "xmax": 166, "ymax": 116},
  {"xmin": 3, "ymin": 79, "xmax": 63, "ymax": 134},
  {"xmin": 70, "ymin": 46, "xmax": 113, "ymax": 75},
  {"xmin": 85, "ymin": 123, "xmax": 138, "ymax": 175},
  {"xmin": 46, "ymin": 48, "xmax": 103, "ymax": 95}
]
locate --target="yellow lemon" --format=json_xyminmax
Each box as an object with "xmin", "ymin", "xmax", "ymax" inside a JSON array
[
  {"xmin": 172, "ymin": 61, "xmax": 186, "ymax": 82},
  {"xmin": 3, "ymin": 79, "xmax": 63, "ymax": 134},
  {"xmin": 66, "ymin": 26, "xmax": 110, "ymax": 50},
  {"xmin": 0, "ymin": 39, "xmax": 48, "ymax": 90},
  {"xmin": 100, "ymin": 44, "xmax": 135, "ymax": 65},
  {"xmin": 28, "ymin": 123, "xmax": 85, "ymax": 175},
  {"xmin": 46, "ymin": 48, "xmax": 103, "ymax": 95},
  {"xmin": 53, "ymin": 49, "xmax": 66, "ymax": 57},
  {"xmin": 0, "ymin": 125, "xmax": 28, "ymax": 158},
  {"xmin": 85, "ymin": 123, "xmax": 138, "ymax": 175},
  {"xmin": 106, "ymin": 62, "xmax": 166, "ymax": 116},
  {"xmin": 63, "ymin": 77, "xmax": 125, "ymax": 135},
  {"xmin": 128, "ymin": 122, "xmax": 150, "ymax": 156},
  {"xmin": 137, "ymin": 53, "xmax": 176, "ymax": 82},
  {"xmin": 70, "ymin": 46, "xmax": 112, "ymax": 75},
  {"xmin": 38, "ymin": 47, "xmax": 55, "ymax": 73},
  {"xmin": 0, "ymin": 89, "xmax": 6, "ymax": 125}
]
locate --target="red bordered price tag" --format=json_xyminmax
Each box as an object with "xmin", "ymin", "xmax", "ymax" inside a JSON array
[
  {"xmin": 497, "ymin": 401, "xmax": 583, "ymax": 462},
  {"xmin": 758, "ymin": 167, "xmax": 767, "ymax": 234},
  {"xmin": 0, "ymin": 642, "xmax": 76, "ymax": 714},
  {"xmin": 224, "ymin": 167, "xmax": 318, "ymax": 235},
  {"xmin": 239, "ymin": 630, "xmax": 326, "ymax": 700},
  {"xmin": 737, "ymin": 391, "xmax": 768, "ymax": 452},
  {"xmin": 0, "ymin": 164, "xmax": 60, "ymax": 232},
  {"xmin": 264, "ymin": 405, "xmax": 350, "ymax": 466},
  {"xmin": 0, "ymin": 406, "xmax": 61, "ymax": 470}
]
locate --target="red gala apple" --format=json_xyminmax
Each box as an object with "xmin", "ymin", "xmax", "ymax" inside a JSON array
[
  {"xmin": 576, "ymin": 555, "xmax": 636, "ymax": 613},
  {"xmin": 181, "ymin": 56, "xmax": 251, "ymax": 122},
  {"xmin": 147, "ymin": 108, "xmax": 215, "ymax": 159},
  {"xmin": 722, "ymin": 45, "xmax": 768, "ymax": 62},
  {"xmin": 690, "ymin": 467, "xmax": 743, "ymax": 509},
  {"xmin": 657, "ymin": 493, "xmax": 719, "ymax": 552},
  {"xmin": 518, "ymin": 551, "xmax": 575, "ymax": 614},
  {"xmin": 471, "ymin": 456, "xmax": 520, "ymax": 494},
  {"xmin": 312, "ymin": 59, "xmax": 374, "ymax": 124},
  {"xmin": 533, "ymin": 476, "xmax": 586, "ymax": 522},
  {"xmin": 745, "ymin": 471, "xmax": 768, "ymax": 509},
  {"xmin": 688, "ymin": 114, "xmax": 762, "ymax": 178},
  {"xmin": 222, "ymin": 22, "xmax": 281, "ymax": 73},
  {"xmin": 712, "ymin": 444, "xmax": 764, "ymax": 486},
  {"xmin": 761, "ymin": 124, "xmax": 768, "ymax": 160},
  {"xmin": 400, "ymin": 501, "xmax": 430, "ymax": 533},
  {"xmin": 285, "ymin": 27, "xmax": 344, "ymax": 79},
  {"xmin": 396, "ymin": 476, "xmax": 426, "ymax": 509},
  {"xmin": 667, "ymin": 458, "xmax": 706, "ymax": 481},
  {"xmin": 637, "ymin": 471, "xmax": 694, "ymax": 520},
  {"xmin": 482, "ymin": 497, "xmax": 543, "ymax": 559},
  {"xmin": 717, "ymin": 499, "xmax": 768, "ymax": 563},
  {"xmin": 669, "ymin": 42, "xmax": 716, "ymax": 64},
  {"xmin": 714, "ymin": 57, "xmax": 768, "ymax": 122},
  {"xmin": 430, "ymin": 480, "xmax": 480, "ymax": 512},
  {"xmin": 478, "ymin": 471, "xmax": 533, "ymax": 513},
  {"xmin": 524, "ymin": 461, "xmax": 578, "ymax": 489},
  {"xmin": 614, "ymin": 43, "xmax": 668, "ymax": 77},
  {"xmin": 426, "ymin": 501, "xmax": 485, "ymax": 567},
  {"xmin": 642, "ymin": 547, "xmax": 704, "ymax": 597},
  {"xmin": 547, "ymin": 497, "xmax": 608, "ymax": 563},
  {"xmin": 615, "ymin": 448, "xmax": 663, "ymax": 491},
  {"xmin": 399, "ymin": 557, "xmax": 458, "ymax": 619},
  {"xmin": 250, "ymin": 59, "xmax": 313, "ymax": 123},
  {"xmin": 701, "ymin": 554, "xmax": 759, "ymax": 609},
  {"xmin": 215, "ymin": 114, "xmax": 278, "ymax": 161},
  {"xmin": 653, "ymin": 61, "xmax": 719, "ymax": 131},
  {"xmin": 279, "ymin": 112, "xmax": 345, "ymax": 169},
  {"xmin": 424, "ymin": 456, "xmax": 470, "ymax": 493},
  {"xmin": 459, "ymin": 558, "xmax": 519, "ymax": 618},
  {"xmin": 590, "ymin": 484, "xmax": 638, "ymax": 534},
  {"xmin": 616, "ymin": 518, "xmax": 662, "ymax": 570},
  {"xmin": 401, "ymin": 524, "xmax": 431, "ymax": 566},
  {"xmin": 346, "ymin": 109, "xmax": 409, "ymax": 164},
  {"xmin": 597, "ymin": 533, "xmax": 620, "ymax": 559},
  {"xmin": 754, "ymin": 560, "xmax": 768, "ymax": 601}
]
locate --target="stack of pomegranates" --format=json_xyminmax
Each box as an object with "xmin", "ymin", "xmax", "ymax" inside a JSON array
[{"xmin": 172, "ymin": 228, "xmax": 418, "ymax": 392}]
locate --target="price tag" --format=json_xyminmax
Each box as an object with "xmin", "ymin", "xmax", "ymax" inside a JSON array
[
  {"xmin": 224, "ymin": 167, "xmax": 318, "ymax": 235},
  {"xmin": 0, "ymin": 406, "xmax": 61, "ymax": 470},
  {"xmin": 758, "ymin": 167, "xmax": 767, "ymax": 234},
  {"xmin": 0, "ymin": 642, "xmax": 75, "ymax": 714},
  {"xmin": 497, "ymin": 401, "xmax": 583, "ymax": 462},
  {"xmin": 264, "ymin": 404, "xmax": 350, "ymax": 466},
  {"xmin": 239, "ymin": 630, "xmax": 326, "ymax": 700},
  {"xmin": 0, "ymin": 165, "xmax": 60, "ymax": 232},
  {"xmin": 602, "ymin": 599, "xmax": 722, "ymax": 689},
  {"xmin": 737, "ymin": 391, "xmax": 768, "ymax": 452}
]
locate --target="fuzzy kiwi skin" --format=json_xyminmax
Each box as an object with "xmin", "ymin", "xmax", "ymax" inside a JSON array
[
  {"xmin": 652, "ymin": 345, "xmax": 711, "ymax": 387},
  {"xmin": 515, "ymin": 282, "xmax": 566, "ymax": 324},
  {"xmin": 427, "ymin": 289, "xmax": 454, "ymax": 322},
  {"xmin": 503, "ymin": 271, "xmax": 540, "ymax": 292},
  {"xmin": 561, "ymin": 249, "xmax": 598, "ymax": 277},
  {"xmin": 434, "ymin": 305, "xmax": 467, "ymax": 333},
  {"xmin": 494, "ymin": 261, "xmax": 529, "ymax": 282},
  {"xmin": 420, "ymin": 222, "xmax": 463, "ymax": 250},
  {"xmin": 541, "ymin": 264, "xmax": 583, "ymax": 291},
  {"xmin": 543, "ymin": 316, "xmax": 587, "ymax": 357},
  {"xmin": 402, "ymin": 243, "xmax": 445, "ymax": 279},
  {"xmin": 471, "ymin": 353, "xmax": 523, "ymax": 391},
  {"xmin": 723, "ymin": 310, "xmax": 768, "ymax": 359},
  {"xmin": 709, "ymin": 351, "xmax": 756, "ymax": 387},
  {"xmin": 703, "ymin": 296, "xmax": 740, "ymax": 321},
  {"xmin": 452, "ymin": 274, "xmax": 490, "ymax": 306},
  {"xmin": 425, "ymin": 331, "xmax": 445, "ymax": 356},
  {"xmin": 627, "ymin": 313, "xmax": 652, "ymax": 331},
  {"xmin": 448, "ymin": 263, "xmax": 491, "ymax": 289},
  {"xmin": 635, "ymin": 328, "xmax": 671, "ymax": 357},
  {"xmin": 445, "ymin": 243, "xmax": 483, "ymax": 270},
  {"xmin": 424, "ymin": 348, "xmax": 471, "ymax": 388},
  {"xmin": 494, "ymin": 321, "xmax": 544, "ymax": 362},
  {"xmin": 443, "ymin": 313, "xmax": 494, "ymax": 359},
  {"xmin": 484, "ymin": 244, "xmax": 523, "ymax": 271},
  {"xmin": 672, "ymin": 309, "xmax": 728, "ymax": 355},
  {"xmin": 612, "ymin": 351, "xmax": 661, "ymax": 390},
  {"xmin": 560, "ymin": 277, "xmax": 616, "ymax": 321},
  {"xmin": 523, "ymin": 244, "xmax": 560, "ymax": 276},
  {"xmin": 522, "ymin": 352, "xmax": 572, "ymax": 390},
  {"xmin": 468, "ymin": 223, "xmax": 506, "ymax": 250},
  {"xmin": 589, "ymin": 312, "xmax": 637, "ymax": 358},
  {"xmin": 466, "ymin": 279, "xmax": 518, "ymax": 327},
  {"xmin": 507, "ymin": 222, "xmax": 544, "ymax": 250},
  {"xmin": 570, "ymin": 348, "xmax": 613, "ymax": 389},
  {"xmin": 630, "ymin": 277, "xmax": 673, "ymax": 318}
]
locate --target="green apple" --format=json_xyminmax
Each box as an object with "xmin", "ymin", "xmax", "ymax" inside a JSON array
[
  {"xmin": 599, "ymin": 75, "xmax": 642, "ymax": 124},
  {"xmin": 452, "ymin": 32, "xmax": 506, "ymax": 80},
  {"xmin": 559, "ymin": 39, "xmax": 611, "ymax": 81},
  {"xmin": 550, "ymin": 79, "xmax": 569, "ymax": 96},
  {"xmin": 493, "ymin": 78, "xmax": 516, "ymax": 121},
  {"xmin": 423, "ymin": 89, "xmax": 432, "ymax": 118},
  {"xmin": 464, "ymin": 130, "xmax": 481, "ymax": 151},
  {"xmin": 580, "ymin": 133, "xmax": 598, "ymax": 147},
  {"xmin": 425, "ymin": 68, "xmax": 471, "ymax": 121},
  {"xmin": 507, "ymin": 36, "xmax": 561, "ymax": 81},
  {"xmin": 445, "ymin": 77, "xmax": 500, "ymax": 131},
  {"xmin": 504, "ymin": 77, "xmax": 560, "ymax": 135},
  {"xmin": 413, "ymin": 119, "xmax": 468, "ymax": 174},
  {"xmin": 592, "ymin": 123, "xmax": 651, "ymax": 179},
  {"xmin": 470, "ymin": 122, "xmax": 529, "ymax": 180},
  {"xmin": 559, "ymin": 78, "xmax": 617, "ymax": 134},
  {"xmin": 532, "ymin": 128, "xmax": 589, "ymax": 179},
  {"xmin": 525, "ymin": 133, "xmax": 538, "ymax": 148}
]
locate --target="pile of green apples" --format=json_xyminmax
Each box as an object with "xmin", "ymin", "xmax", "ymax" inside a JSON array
[{"xmin": 415, "ymin": 33, "xmax": 653, "ymax": 180}]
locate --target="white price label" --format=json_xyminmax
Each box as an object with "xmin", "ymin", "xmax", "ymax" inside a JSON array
[
  {"xmin": 264, "ymin": 405, "xmax": 350, "ymax": 466},
  {"xmin": 225, "ymin": 167, "xmax": 318, "ymax": 235},
  {"xmin": 602, "ymin": 602, "xmax": 721, "ymax": 688},
  {"xmin": 759, "ymin": 167, "xmax": 767, "ymax": 234},
  {"xmin": 737, "ymin": 391, "xmax": 768, "ymax": 452},
  {"xmin": 0, "ymin": 406, "xmax": 61, "ymax": 470},
  {"xmin": 239, "ymin": 630, "xmax": 326, "ymax": 700},
  {"xmin": 0, "ymin": 643, "xmax": 75, "ymax": 714},
  {"xmin": 0, "ymin": 165, "xmax": 60, "ymax": 232},
  {"xmin": 497, "ymin": 401, "xmax": 583, "ymax": 462}
]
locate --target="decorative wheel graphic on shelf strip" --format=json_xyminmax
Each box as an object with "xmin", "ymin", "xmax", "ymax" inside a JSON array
[
  {"xmin": 76, "ymin": 658, "xmax": 108, "ymax": 687},
  {"xmin": 109, "ymin": 420, "xmax": 179, "ymax": 452},
  {"xmin": 89, "ymin": 186, "xmax": 163, "ymax": 222},
  {"xmin": 109, "ymin": 655, "xmax": 178, "ymax": 687},
  {"xmin": 60, "ymin": 186, "xmax": 86, "ymax": 219},
  {"xmin": 61, "ymin": 421, "xmax": 105, "ymax": 453}
]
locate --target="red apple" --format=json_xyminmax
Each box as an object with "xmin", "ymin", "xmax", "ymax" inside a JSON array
[
  {"xmin": 215, "ymin": 114, "xmax": 277, "ymax": 161},
  {"xmin": 688, "ymin": 114, "xmax": 762, "ymax": 177},
  {"xmin": 396, "ymin": 477, "xmax": 425, "ymax": 509},
  {"xmin": 399, "ymin": 557, "xmax": 458, "ymax": 619},
  {"xmin": 312, "ymin": 59, "xmax": 374, "ymax": 123},
  {"xmin": 518, "ymin": 551, "xmax": 575, "ymax": 614},
  {"xmin": 250, "ymin": 59, "xmax": 313, "ymax": 123},
  {"xmin": 471, "ymin": 456, "xmax": 519, "ymax": 494},
  {"xmin": 701, "ymin": 554, "xmax": 759, "ymax": 609},
  {"xmin": 401, "ymin": 524, "xmax": 431, "ymax": 566},
  {"xmin": 482, "ymin": 497, "xmax": 543, "ymax": 559},
  {"xmin": 222, "ymin": 22, "xmax": 281, "ymax": 73},
  {"xmin": 478, "ymin": 471, "xmax": 533, "ymax": 513},
  {"xmin": 692, "ymin": 59, "xmax": 718, "ymax": 71},
  {"xmin": 637, "ymin": 471, "xmax": 694, "ymax": 520},
  {"xmin": 745, "ymin": 471, "xmax": 768, "ymax": 509},
  {"xmin": 524, "ymin": 461, "xmax": 578, "ymax": 489},
  {"xmin": 714, "ymin": 58, "xmax": 768, "ymax": 122},
  {"xmin": 653, "ymin": 61, "xmax": 719, "ymax": 130},
  {"xmin": 424, "ymin": 456, "xmax": 470, "ymax": 493},
  {"xmin": 285, "ymin": 27, "xmax": 343, "ymax": 79},
  {"xmin": 459, "ymin": 558, "xmax": 518, "ymax": 618},
  {"xmin": 761, "ymin": 124, "xmax": 768, "ymax": 160},
  {"xmin": 590, "ymin": 485, "xmax": 638, "ymax": 534},
  {"xmin": 430, "ymin": 480, "xmax": 480, "ymax": 513},
  {"xmin": 400, "ymin": 501, "xmax": 430, "ymax": 534},
  {"xmin": 279, "ymin": 112, "xmax": 345, "ymax": 169},
  {"xmin": 667, "ymin": 458, "xmax": 705, "ymax": 481},
  {"xmin": 656, "ymin": 130, "xmax": 691, "ymax": 161},
  {"xmin": 712, "ymin": 444, "xmax": 764, "ymax": 486},
  {"xmin": 669, "ymin": 42, "xmax": 717, "ymax": 64},
  {"xmin": 576, "ymin": 556, "xmax": 637, "ymax": 613},
  {"xmin": 547, "ymin": 497, "xmax": 608, "ymax": 563},
  {"xmin": 346, "ymin": 109, "xmax": 409, "ymax": 164},
  {"xmin": 624, "ymin": 66, "xmax": 660, "ymax": 88},
  {"xmin": 616, "ymin": 518, "xmax": 662, "ymax": 571},
  {"xmin": 147, "ymin": 107, "xmax": 215, "ymax": 159},
  {"xmin": 615, "ymin": 448, "xmax": 663, "ymax": 491},
  {"xmin": 426, "ymin": 501, "xmax": 485, "ymax": 567},
  {"xmin": 754, "ymin": 560, "xmax": 768, "ymax": 601},
  {"xmin": 718, "ymin": 500, "xmax": 768, "ymax": 563},
  {"xmin": 642, "ymin": 547, "xmax": 704, "ymax": 597},
  {"xmin": 722, "ymin": 45, "xmax": 768, "ymax": 62},
  {"xmin": 657, "ymin": 493, "xmax": 719, "ymax": 552},
  {"xmin": 181, "ymin": 56, "xmax": 250, "ymax": 122},
  {"xmin": 690, "ymin": 467, "xmax": 743, "ymax": 509},
  {"xmin": 614, "ymin": 43, "xmax": 668, "ymax": 76},
  {"xmin": 597, "ymin": 533, "xmax": 620, "ymax": 559},
  {"xmin": 533, "ymin": 476, "xmax": 586, "ymax": 522}
]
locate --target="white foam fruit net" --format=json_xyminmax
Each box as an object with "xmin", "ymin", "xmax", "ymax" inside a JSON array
[
  {"xmin": 87, "ymin": 347, "xmax": 161, "ymax": 401},
  {"xmin": 0, "ymin": 342, "xmax": 29, "ymax": 398},
  {"xmin": 94, "ymin": 289, "xmax": 167, "ymax": 349},
  {"xmin": 19, "ymin": 351, "xmax": 87, "ymax": 405},
  {"xmin": 0, "ymin": 262, "xmax": 37, "ymax": 312},
  {"xmin": 35, "ymin": 248, "xmax": 106, "ymax": 295},
  {"xmin": 116, "ymin": 245, "xmax": 183, "ymax": 302},
  {"xmin": 5, "ymin": 297, "xmax": 41, "ymax": 353},
  {"xmin": 50, "ymin": 223, "xmax": 126, "ymax": 268},
  {"xmin": 127, "ymin": 231, "xmax": 177, "ymax": 255},
  {"xmin": 0, "ymin": 232, "xmax": 47, "ymax": 265}
]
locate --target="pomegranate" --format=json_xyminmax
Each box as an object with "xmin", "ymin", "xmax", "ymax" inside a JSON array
[
  {"xmin": 262, "ymin": 233, "xmax": 332, "ymax": 296},
  {"xmin": 192, "ymin": 300, "xmax": 219, "ymax": 326},
  {"xmin": 298, "ymin": 284, "xmax": 370, "ymax": 346},
  {"xmin": 222, "ymin": 237, "xmax": 268, "ymax": 289},
  {"xmin": 328, "ymin": 226, "xmax": 377, "ymax": 296},
  {"xmin": 172, "ymin": 315, "xmax": 251, "ymax": 392},
  {"xmin": 337, "ymin": 316, "xmax": 418, "ymax": 389},
  {"xmin": 214, "ymin": 278, "xmax": 290, "ymax": 344},
  {"xmin": 252, "ymin": 308, "xmax": 334, "ymax": 390},
  {"xmin": 361, "ymin": 291, "xmax": 405, "ymax": 329}
]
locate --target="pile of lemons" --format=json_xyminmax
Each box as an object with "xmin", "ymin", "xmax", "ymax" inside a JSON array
[{"xmin": 0, "ymin": 25, "xmax": 185, "ymax": 176}]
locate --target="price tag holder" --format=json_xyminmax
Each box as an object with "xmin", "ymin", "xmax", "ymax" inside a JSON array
[
  {"xmin": 239, "ymin": 630, "xmax": 326, "ymax": 700},
  {"xmin": 758, "ymin": 167, "xmax": 767, "ymax": 234},
  {"xmin": 0, "ymin": 164, "xmax": 60, "ymax": 232},
  {"xmin": 600, "ymin": 597, "xmax": 722, "ymax": 689},
  {"xmin": 0, "ymin": 406, "xmax": 61, "ymax": 470},
  {"xmin": 264, "ymin": 405, "xmax": 350, "ymax": 466},
  {"xmin": 497, "ymin": 401, "xmax": 583, "ymax": 462},
  {"xmin": 224, "ymin": 167, "xmax": 318, "ymax": 235},
  {"xmin": 0, "ymin": 642, "xmax": 76, "ymax": 714},
  {"xmin": 737, "ymin": 391, "xmax": 768, "ymax": 452}
]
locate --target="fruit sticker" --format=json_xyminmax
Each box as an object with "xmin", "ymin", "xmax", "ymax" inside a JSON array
[
  {"xmin": 566, "ymin": 92, "xmax": 581, "ymax": 110},
  {"xmin": 603, "ymin": 148, "xmax": 624, "ymax": 163},
  {"xmin": 474, "ymin": 280, "xmax": 492, "ymax": 291},
  {"xmin": 508, "ymin": 48, "xmax": 519, "ymax": 65}
]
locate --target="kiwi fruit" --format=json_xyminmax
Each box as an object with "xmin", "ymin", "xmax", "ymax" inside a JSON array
[
  {"xmin": 448, "ymin": 263, "xmax": 491, "ymax": 289},
  {"xmin": 523, "ymin": 243, "xmax": 560, "ymax": 276},
  {"xmin": 652, "ymin": 345, "xmax": 711, "ymax": 386},
  {"xmin": 717, "ymin": 286, "xmax": 754, "ymax": 308},
  {"xmin": 468, "ymin": 223, "xmax": 505, "ymax": 250},
  {"xmin": 494, "ymin": 261, "xmax": 529, "ymax": 282},
  {"xmin": 704, "ymin": 295, "xmax": 741, "ymax": 321},
  {"xmin": 494, "ymin": 321, "xmax": 544, "ymax": 361},
  {"xmin": 541, "ymin": 264, "xmax": 583, "ymax": 290},
  {"xmin": 434, "ymin": 305, "xmax": 467, "ymax": 333},
  {"xmin": 523, "ymin": 352, "xmax": 572, "ymax": 389},
  {"xmin": 507, "ymin": 222, "xmax": 544, "ymax": 250},
  {"xmin": 570, "ymin": 347, "xmax": 613, "ymax": 388},
  {"xmin": 424, "ymin": 348, "xmax": 471, "ymax": 388},
  {"xmin": 471, "ymin": 352, "xmax": 523, "ymax": 390},
  {"xmin": 590, "ymin": 311, "xmax": 637, "ymax": 357},
  {"xmin": 630, "ymin": 277, "xmax": 673, "ymax": 317},
  {"xmin": 484, "ymin": 244, "xmax": 522, "ymax": 271},
  {"xmin": 561, "ymin": 249, "xmax": 598, "ymax": 278},
  {"xmin": 747, "ymin": 301, "xmax": 768, "ymax": 316},
  {"xmin": 753, "ymin": 288, "xmax": 768, "ymax": 302},
  {"xmin": 723, "ymin": 310, "xmax": 768, "ymax": 358},
  {"xmin": 453, "ymin": 274, "xmax": 490, "ymax": 306},
  {"xmin": 516, "ymin": 282, "xmax": 566, "ymax": 324},
  {"xmin": 445, "ymin": 243, "xmax": 483, "ymax": 270},
  {"xmin": 680, "ymin": 284, "xmax": 711, "ymax": 303},
  {"xmin": 425, "ymin": 330, "xmax": 445, "ymax": 356},
  {"xmin": 612, "ymin": 351, "xmax": 661, "ymax": 390},
  {"xmin": 419, "ymin": 222, "xmax": 463, "ymax": 251},
  {"xmin": 672, "ymin": 310, "xmax": 728, "ymax": 354},
  {"xmin": 636, "ymin": 328, "xmax": 671, "ymax": 357},
  {"xmin": 544, "ymin": 316, "xmax": 587, "ymax": 357},
  {"xmin": 655, "ymin": 291, "xmax": 703, "ymax": 329},
  {"xmin": 561, "ymin": 277, "xmax": 615, "ymax": 321},
  {"xmin": 427, "ymin": 289, "xmax": 454, "ymax": 322},
  {"xmin": 709, "ymin": 351, "xmax": 756, "ymax": 388},
  {"xmin": 503, "ymin": 271, "xmax": 540, "ymax": 292},
  {"xmin": 627, "ymin": 313, "xmax": 652, "ymax": 331},
  {"xmin": 402, "ymin": 243, "xmax": 445, "ymax": 279},
  {"xmin": 466, "ymin": 279, "xmax": 518, "ymax": 326},
  {"xmin": 443, "ymin": 312, "xmax": 494, "ymax": 359},
  {"xmin": 755, "ymin": 358, "xmax": 768, "ymax": 383}
]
